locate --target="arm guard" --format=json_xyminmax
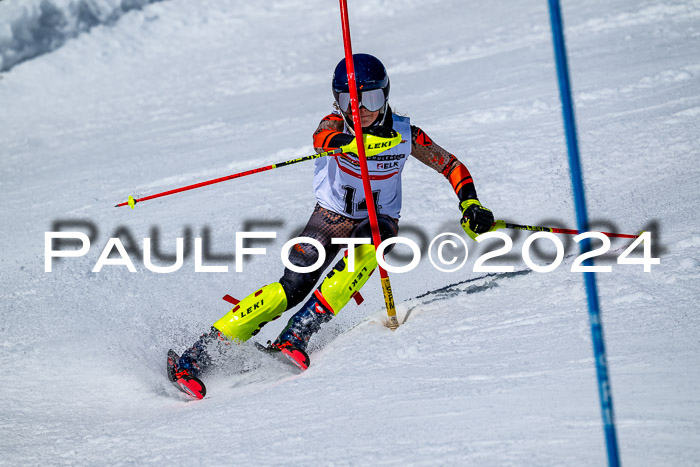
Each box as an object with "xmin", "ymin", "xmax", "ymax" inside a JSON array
[{"xmin": 312, "ymin": 113, "xmax": 353, "ymax": 152}]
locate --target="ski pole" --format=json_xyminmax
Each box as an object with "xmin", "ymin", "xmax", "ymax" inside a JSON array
[
  {"xmin": 493, "ymin": 220, "xmax": 639, "ymax": 239},
  {"xmin": 115, "ymin": 147, "xmax": 345, "ymax": 208}
]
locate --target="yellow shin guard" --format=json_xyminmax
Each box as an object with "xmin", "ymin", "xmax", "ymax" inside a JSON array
[
  {"xmin": 213, "ymin": 283, "xmax": 288, "ymax": 342},
  {"xmin": 317, "ymin": 244, "xmax": 378, "ymax": 314},
  {"xmin": 213, "ymin": 244, "xmax": 378, "ymax": 341}
]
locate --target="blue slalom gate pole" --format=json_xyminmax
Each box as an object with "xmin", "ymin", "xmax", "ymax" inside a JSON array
[{"xmin": 547, "ymin": 1, "xmax": 621, "ymax": 465}]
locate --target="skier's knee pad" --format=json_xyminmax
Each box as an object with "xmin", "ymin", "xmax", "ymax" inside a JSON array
[
  {"xmin": 317, "ymin": 243, "xmax": 378, "ymax": 315},
  {"xmin": 351, "ymin": 215, "xmax": 399, "ymax": 252},
  {"xmin": 213, "ymin": 282, "xmax": 288, "ymax": 342},
  {"xmin": 279, "ymin": 270, "xmax": 321, "ymax": 309}
]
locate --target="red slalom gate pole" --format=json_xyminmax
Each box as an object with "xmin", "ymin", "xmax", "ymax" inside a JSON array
[{"xmin": 338, "ymin": 0, "xmax": 399, "ymax": 330}]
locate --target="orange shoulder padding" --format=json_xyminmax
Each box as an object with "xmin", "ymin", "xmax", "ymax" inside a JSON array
[
  {"xmin": 313, "ymin": 128, "xmax": 344, "ymax": 150},
  {"xmin": 322, "ymin": 113, "xmax": 344, "ymax": 122},
  {"xmin": 447, "ymin": 163, "xmax": 473, "ymax": 195}
]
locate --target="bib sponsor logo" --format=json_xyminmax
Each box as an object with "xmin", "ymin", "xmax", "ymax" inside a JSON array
[{"xmin": 376, "ymin": 162, "xmax": 400, "ymax": 170}]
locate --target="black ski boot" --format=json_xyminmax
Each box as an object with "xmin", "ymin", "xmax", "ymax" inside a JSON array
[
  {"xmin": 167, "ymin": 350, "xmax": 206, "ymax": 399},
  {"xmin": 177, "ymin": 327, "xmax": 229, "ymax": 378},
  {"xmin": 266, "ymin": 293, "xmax": 334, "ymax": 370}
]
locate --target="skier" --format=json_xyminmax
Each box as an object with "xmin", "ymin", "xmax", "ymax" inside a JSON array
[{"xmin": 168, "ymin": 53, "xmax": 495, "ymax": 397}]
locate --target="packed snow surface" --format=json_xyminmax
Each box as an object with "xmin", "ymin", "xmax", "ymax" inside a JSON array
[
  {"xmin": 0, "ymin": 0, "xmax": 164, "ymax": 72},
  {"xmin": 1, "ymin": 0, "xmax": 699, "ymax": 464}
]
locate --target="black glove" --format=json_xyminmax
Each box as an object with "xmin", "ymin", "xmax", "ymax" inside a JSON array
[{"xmin": 460, "ymin": 199, "xmax": 495, "ymax": 240}]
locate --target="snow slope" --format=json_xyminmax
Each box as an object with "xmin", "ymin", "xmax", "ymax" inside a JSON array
[
  {"xmin": 0, "ymin": 0, "xmax": 165, "ymax": 72},
  {"xmin": 1, "ymin": 0, "xmax": 699, "ymax": 464}
]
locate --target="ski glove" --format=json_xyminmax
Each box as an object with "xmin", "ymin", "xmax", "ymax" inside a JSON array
[
  {"xmin": 460, "ymin": 199, "xmax": 495, "ymax": 240},
  {"xmin": 339, "ymin": 128, "xmax": 402, "ymax": 158}
]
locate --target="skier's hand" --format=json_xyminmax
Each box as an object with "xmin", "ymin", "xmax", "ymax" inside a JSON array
[
  {"xmin": 460, "ymin": 199, "xmax": 495, "ymax": 240},
  {"xmin": 339, "ymin": 129, "xmax": 402, "ymax": 158}
]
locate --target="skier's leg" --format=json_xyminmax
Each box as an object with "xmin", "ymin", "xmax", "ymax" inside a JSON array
[
  {"xmin": 177, "ymin": 205, "xmax": 353, "ymax": 375},
  {"xmin": 278, "ymin": 204, "xmax": 356, "ymax": 308},
  {"xmin": 211, "ymin": 205, "xmax": 354, "ymax": 339},
  {"xmin": 272, "ymin": 215, "xmax": 399, "ymax": 356},
  {"xmin": 177, "ymin": 282, "xmax": 292, "ymax": 375}
]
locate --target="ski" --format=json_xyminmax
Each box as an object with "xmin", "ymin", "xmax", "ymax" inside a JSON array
[
  {"xmin": 255, "ymin": 342, "xmax": 310, "ymax": 372},
  {"xmin": 167, "ymin": 350, "xmax": 207, "ymax": 400}
]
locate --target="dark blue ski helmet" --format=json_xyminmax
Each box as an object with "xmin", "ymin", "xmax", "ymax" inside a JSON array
[{"xmin": 332, "ymin": 53, "xmax": 390, "ymax": 114}]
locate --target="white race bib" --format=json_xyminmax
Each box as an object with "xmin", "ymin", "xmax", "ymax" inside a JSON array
[{"xmin": 313, "ymin": 114, "xmax": 411, "ymax": 219}]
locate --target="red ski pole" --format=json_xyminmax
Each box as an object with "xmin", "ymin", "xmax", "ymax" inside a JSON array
[
  {"xmin": 115, "ymin": 147, "xmax": 343, "ymax": 209},
  {"xmin": 338, "ymin": 0, "xmax": 399, "ymax": 330},
  {"xmin": 495, "ymin": 221, "xmax": 640, "ymax": 239}
]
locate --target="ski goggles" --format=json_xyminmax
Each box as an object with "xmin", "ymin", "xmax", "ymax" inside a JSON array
[{"xmin": 336, "ymin": 88, "xmax": 386, "ymax": 113}]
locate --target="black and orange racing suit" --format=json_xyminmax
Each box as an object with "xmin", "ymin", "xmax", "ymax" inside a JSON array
[{"xmin": 278, "ymin": 108, "xmax": 481, "ymax": 307}]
